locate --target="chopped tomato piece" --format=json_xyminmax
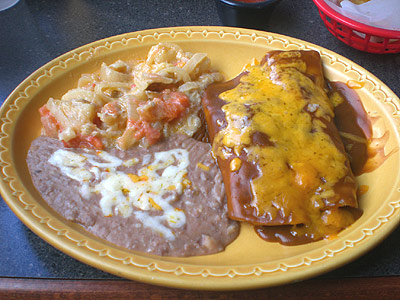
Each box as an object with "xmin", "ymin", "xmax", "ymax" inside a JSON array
[
  {"xmin": 63, "ymin": 135, "xmax": 104, "ymax": 150},
  {"xmin": 39, "ymin": 105, "xmax": 61, "ymax": 138},
  {"xmin": 160, "ymin": 90, "xmax": 190, "ymax": 122},
  {"xmin": 127, "ymin": 119, "xmax": 161, "ymax": 146},
  {"xmin": 139, "ymin": 90, "xmax": 190, "ymax": 123}
]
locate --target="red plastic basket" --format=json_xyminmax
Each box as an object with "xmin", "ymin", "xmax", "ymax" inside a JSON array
[{"xmin": 312, "ymin": 0, "xmax": 400, "ymax": 54}]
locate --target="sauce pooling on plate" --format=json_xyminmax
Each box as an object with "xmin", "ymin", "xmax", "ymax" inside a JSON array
[
  {"xmin": 330, "ymin": 81, "xmax": 394, "ymax": 176},
  {"xmin": 330, "ymin": 81, "xmax": 372, "ymax": 176}
]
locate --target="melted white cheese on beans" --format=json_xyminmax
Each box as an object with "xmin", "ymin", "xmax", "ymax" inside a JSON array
[{"xmin": 48, "ymin": 148, "xmax": 190, "ymax": 240}]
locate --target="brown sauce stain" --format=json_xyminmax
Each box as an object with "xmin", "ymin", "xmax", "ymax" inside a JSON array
[{"xmin": 363, "ymin": 130, "xmax": 398, "ymax": 173}]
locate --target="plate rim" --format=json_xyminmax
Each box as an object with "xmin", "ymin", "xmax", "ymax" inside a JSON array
[{"xmin": 1, "ymin": 26, "xmax": 400, "ymax": 290}]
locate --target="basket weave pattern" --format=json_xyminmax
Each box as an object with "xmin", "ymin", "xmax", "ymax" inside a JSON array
[{"xmin": 313, "ymin": 0, "xmax": 400, "ymax": 54}]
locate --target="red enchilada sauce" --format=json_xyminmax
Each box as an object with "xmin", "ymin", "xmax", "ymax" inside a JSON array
[{"xmin": 202, "ymin": 50, "xmax": 382, "ymax": 246}]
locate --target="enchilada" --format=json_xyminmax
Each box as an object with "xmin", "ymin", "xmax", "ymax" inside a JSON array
[{"xmin": 202, "ymin": 50, "xmax": 362, "ymax": 245}]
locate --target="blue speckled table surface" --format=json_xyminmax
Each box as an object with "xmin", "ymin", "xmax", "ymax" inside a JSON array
[{"xmin": 0, "ymin": 0, "xmax": 399, "ymax": 281}]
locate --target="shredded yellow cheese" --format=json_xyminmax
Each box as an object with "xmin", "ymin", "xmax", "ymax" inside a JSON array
[
  {"xmin": 230, "ymin": 157, "xmax": 242, "ymax": 172},
  {"xmin": 196, "ymin": 162, "xmax": 210, "ymax": 171},
  {"xmin": 149, "ymin": 197, "xmax": 162, "ymax": 210}
]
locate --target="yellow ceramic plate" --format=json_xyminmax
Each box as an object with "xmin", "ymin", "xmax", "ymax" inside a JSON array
[{"xmin": 1, "ymin": 27, "xmax": 400, "ymax": 290}]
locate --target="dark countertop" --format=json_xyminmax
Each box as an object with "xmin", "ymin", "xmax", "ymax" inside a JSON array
[{"xmin": 0, "ymin": 0, "xmax": 400, "ymax": 283}]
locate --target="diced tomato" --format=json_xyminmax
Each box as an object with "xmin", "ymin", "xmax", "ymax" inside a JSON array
[
  {"xmin": 160, "ymin": 90, "xmax": 190, "ymax": 121},
  {"xmin": 127, "ymin": 119, "xmax": 161, "ymax": 145},
  {"xmin": 63, "ymin": 135, "xmax": 104, "ymax": 150},
  {"xmin": 163, "ymin": 90, "xmax": 190, "ymax": 108},
  {"xmin": 38, "ymin": 105, "xmax": 61, "ymax": 137},
  {"xmin": 119, "ymin": 90, "xmax": 190, "ymax": 147},
  {"xmin": 139, "ymin": 90, "xmax": 190, "ymax": 123}
]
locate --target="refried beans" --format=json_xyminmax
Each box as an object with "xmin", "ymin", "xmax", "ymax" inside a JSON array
[{"xmin": 27, "ymin": 135, "xmax": 239, "ymax": 257}]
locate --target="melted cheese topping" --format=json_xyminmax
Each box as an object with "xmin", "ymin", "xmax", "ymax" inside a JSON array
[
  {"xmin": 214, "ymin": 54, "xmax": 348, "ymax": 221},
  {"xmin": 49, "ymin": 148, "xmax": 190, "ymax": 240}
]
